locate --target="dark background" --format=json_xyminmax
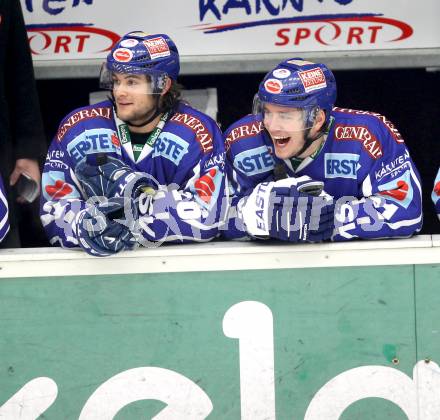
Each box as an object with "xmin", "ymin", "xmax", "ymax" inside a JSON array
[{"xmin": 21, "ymin": 67, "xmax": 440, "ymax": 247}]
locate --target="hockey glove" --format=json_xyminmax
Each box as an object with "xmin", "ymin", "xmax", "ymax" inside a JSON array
[
  {"xmin": 76, "ymin": 155, "xmax": 154, "ymax": 200},
  {"xmin": 240, "ymin": 177, "xmax": 335, "ymax": 243},
  {"xmin": 76, "ymin": 197, "xmax": 139, "ymax": 257}
]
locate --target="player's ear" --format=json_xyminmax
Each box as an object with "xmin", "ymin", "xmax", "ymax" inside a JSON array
[
  {"xmin": 312, "ymin": 109, "xmax": 326, "ymax": 132},
  {"xmin": 161, "ymin": 77, "xmax": 172, "ymax": 96}
]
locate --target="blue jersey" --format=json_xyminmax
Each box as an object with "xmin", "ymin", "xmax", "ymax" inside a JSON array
[
  {"xmin": 40, "ymin": 100, "xmax": 227, "ymax": 249},
  {"xmin": 0, "ymin": 175, "xmax": 9, "ymax": 243},
  {"xmin": 433, "ymin": 168, "xmax": 440, "ymax": 221},
  {"xmin": 224, "ymin": 107, "xmax": 422, "ymax": 241}
]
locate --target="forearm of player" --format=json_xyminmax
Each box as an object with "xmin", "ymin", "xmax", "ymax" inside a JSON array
[
  {"xmin": 135, "ymin": 189, "xmax": 226, "ymax": 245},
  {"xmin": 333, "ymin": 194, "xmax": 422, "ymax": 241}
]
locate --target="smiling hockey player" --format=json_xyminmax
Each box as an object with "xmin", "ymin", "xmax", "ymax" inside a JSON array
[
  {"xmin": 224, "ymin": 58, "xmax": 422, "ymax": 242},
  {"xmin": 41, "ymin": 32, "xmax": 227, "ymax": 256}
]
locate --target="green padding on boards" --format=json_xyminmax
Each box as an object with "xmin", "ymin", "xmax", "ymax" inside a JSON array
[{"xmin": 0, "ymin": 265, "xmax": 420, "ymax": 419}]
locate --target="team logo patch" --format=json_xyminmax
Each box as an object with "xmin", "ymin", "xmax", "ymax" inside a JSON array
[
  {"xmin": 234, "ymin": 146, "xmax": 274, "ymax": 176},
  {"xmin": 378, "ymin": 170, "xmax": 413, "ymax": 209},
  {"xmin": 45, "ymin": 180, "xmax": 73, "ymax": 199},
  {"xmin": 67, "ymin": 129, "xmax": 122, "ymax": 165},
  {"xmin": 143, "ymin": 37, "xmax": 170, "ymax": 59},
  {"xmin": 194, "ymin": 168, "xmax": 217, "ymax": 204},
  {"xmin": 113, "ymin": 48, "xmax": 133, "ymax": 62},
  {"xmin": 111, "ymin": 134, "xmax": 121, "ymax": 147},
  {"xmin": 273, "ymin": 68, "xmax": 291, "ymax": 79},
  {"xmin": 120, "ymin": 39, "xmax": 139, "ymax": 48},
  {"xmin": 191, "ymin": 166, "xmax": 223, "ymax": 209},
  {"xmin": 264, "ymin": 79, "xmax": 283, "ymax": 94},
  {"xmin": 152, "ymin": 132, "xmax": 189, "ymax": 165},
  {"xmin": 298, "ymin": 68, "xmax": 327, "ymax": 92},
  {"xmin": 42, "ymin": 171, "xmax": 80, "ymax": 201},
  {"xmin": 325, "ymin": 153, "xmax": 360, "ymax": 179}
]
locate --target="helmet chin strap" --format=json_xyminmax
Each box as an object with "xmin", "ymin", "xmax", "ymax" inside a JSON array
[
  {"xmin": 291, "ymin": 128, "xmax": 324, "ymax": 158},
  {"xmin": 127, "ymin": 95, "xmax": 162, "ymax": 128},
  {"xmin": 111, "ymin": 94, "xmax": 162, "ymax": 128}
]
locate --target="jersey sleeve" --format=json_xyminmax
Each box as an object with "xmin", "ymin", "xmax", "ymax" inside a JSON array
[
  {"xmin": 222, "ymin": 116, "xmax": 274, "ymax": 240},
  {"xmin": 333, "ymin": 116, "xmax": 423, "ymax": 240},
  {"xmin": 136, "ymin": 116, "xmax": 228, "ymax": 245},
  {"xmin": 432, "ymin": 167, "xmax": 440, "ymax": 221},
  {"xmin": 0, "ymin": 175, "xmax": 10, "ymax": 243},
  {"xmin": 39, "ymin": 105, "xmax": 122, "ymax": 249},
  {"xmin": 39, "ymin": 137, "xmax": 86, "ymax": 248}
]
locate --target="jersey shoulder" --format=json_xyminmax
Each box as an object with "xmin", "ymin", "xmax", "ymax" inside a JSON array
[
  {"xmin": 331, "ymin": 107, "xmax": 404, "ymax": 144},
  {"xmin": 175, "ymin": 101, "xmax": 219, "ymax": 128},
  {"xmin": 224, "ymin": 114, "xmax": 266, "ymax": 152},
  {"xmin": 55, "ymin": 100, "xmax": 114, "ymax": 144},
  {"xmin": 167, "ymin": 101, "xmax": 222, "ymax": 155},
  {"xmin": 329, "ymin": 107, "xmax": 406, "ymax": 161}
]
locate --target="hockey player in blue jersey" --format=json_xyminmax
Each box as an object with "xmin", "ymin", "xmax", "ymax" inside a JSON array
[
  {"xmin": 40, "ymin": 32, "xmax": 227, "ymax": 256},
  {"xmin": 433, "ymin": 168, "xmax": 440, "ymax": 221},
  {"xmin": 224, "ymin": 58, "xmax": 422, "ymax": 242}
]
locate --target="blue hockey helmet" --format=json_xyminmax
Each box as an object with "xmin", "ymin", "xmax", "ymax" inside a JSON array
[
  {"xmin": 254, "ymin": 58, "xmax": 337, "ymax": 127},
  {"xmin": 100, "ymin": 32, "xmax": 180, "ymax": 93}
]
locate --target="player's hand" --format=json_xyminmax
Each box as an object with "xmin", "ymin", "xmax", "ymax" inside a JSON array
[
  {"xmin": 75, "ymin": 155, "xmax": 152, "ymax": 200},
  {"xmin": 240, "ymin": 176, "xmax": 335, "ymax": 242},
  {"xmin": 9, "ymin": 159, "xmax": 41, "ymax": 203},
  {"xmin": 75, "ymin": 197, "xmax": 139, "ymax": 257}
]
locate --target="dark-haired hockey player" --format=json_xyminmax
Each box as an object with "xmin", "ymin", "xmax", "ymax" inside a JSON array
[{"xmin": 41, "ymin": 32, "xmax": 226, "ymax": 256}]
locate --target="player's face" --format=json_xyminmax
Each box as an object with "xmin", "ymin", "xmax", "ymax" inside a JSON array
[
  {"xmin": 112, "ymin": 73, "xmax": 156, "ymax": 125},
  {"xmin": 263, "ymin": 103, "xmax": 308, "ymax": 159}
]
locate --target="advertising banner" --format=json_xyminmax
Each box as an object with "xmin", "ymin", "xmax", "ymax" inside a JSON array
[
  {"xmin": 1, "ymin": 263, "xmax": 440, "ymax": 418},
  {"xmin": 22, "ymin": 0, "xmax": 440, "ymax": 62}
]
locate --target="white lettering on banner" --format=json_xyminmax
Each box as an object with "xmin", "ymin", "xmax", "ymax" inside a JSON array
[
  {"xmin": 79, "ymin": 367, "xmax": 213, "ymax": 419},
  {"xmin": 2, "ymin": 300, "xmax": 440, "ymax": 418},
  {"xmin": 304, "ymin": 360, "xmax": 440, "ymax": 419},
  {"xmin": 0, "ymin": 377, "xmax": 58, "ymax": 419},
  {"xmin": 223, "ymin": 301, "xmax": 276, "ymax": 420}
]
